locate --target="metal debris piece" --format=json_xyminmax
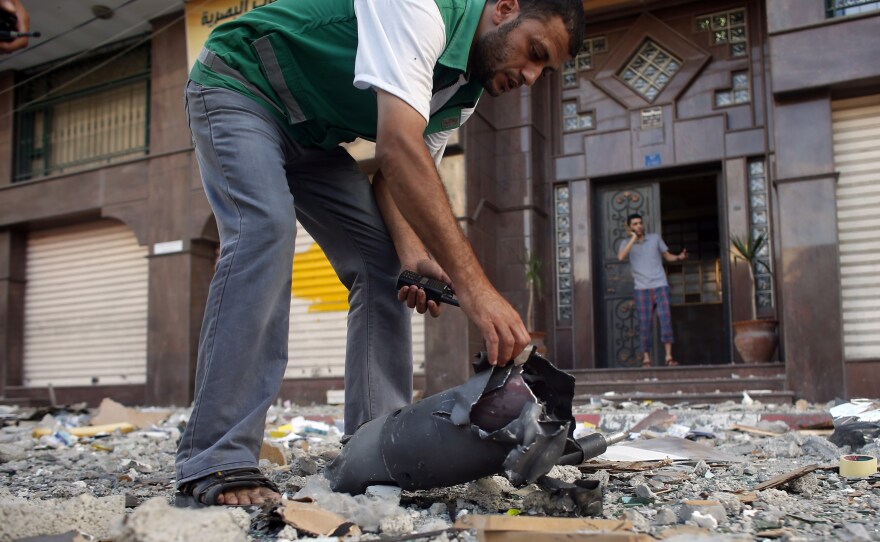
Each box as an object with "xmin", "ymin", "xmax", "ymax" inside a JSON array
[{"xmin": 326, "ymin": 349, "xmax": 590, "ymax": 494}]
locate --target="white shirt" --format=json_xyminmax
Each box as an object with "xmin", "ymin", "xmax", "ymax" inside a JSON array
[{"xmin": 352, "ymin": 0, "xmax": 476, "ymax": 167}]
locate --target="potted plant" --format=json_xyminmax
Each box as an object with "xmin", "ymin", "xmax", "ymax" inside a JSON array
[
  {"xmin": 518, "ymin": 249, "xmax": 547, "ymax": 354},
  {"xmin": 730, "ymin": 232, "xmax": 778, "ymax": 363}
]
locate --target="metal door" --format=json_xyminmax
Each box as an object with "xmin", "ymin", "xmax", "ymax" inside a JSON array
[{"xmin": 595, "ymin": 184, "xmax": 661, "ymax": 368}]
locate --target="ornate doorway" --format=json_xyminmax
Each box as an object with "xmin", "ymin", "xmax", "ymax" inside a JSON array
[{"xmin": 595, "ymin": 184, "xmax": 660, "ymax": 368}]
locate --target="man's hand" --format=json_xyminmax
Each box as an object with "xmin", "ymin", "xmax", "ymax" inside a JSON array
[
  {"xmin": 374, "ymin": 89, "xmax": 530, "ymax": 365},
  {"xmin": 0, "ymin": 0, "xmax": 30, "ymax": 54},
  {"xmin": 456, "ymin": 282, "xmax": 530, "ymax": 366},
  {"xmin": 679, "ymin": 248, "xmax": 688, "ymax": 261},
  {"xmin": 398, "ymin": 259, "xmax": 451, "ymax": 318}
]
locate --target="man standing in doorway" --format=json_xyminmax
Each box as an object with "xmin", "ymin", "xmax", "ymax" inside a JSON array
[
  {"xmin": 176, "ymin": 0, "xmax": 585, "ymax": 507},
  {"xmin": 617, "ymin": 213, "xmax": 687, "ymax": 367}
]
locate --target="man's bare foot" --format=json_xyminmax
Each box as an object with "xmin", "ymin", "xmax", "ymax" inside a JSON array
[
  {"xmin": 216, "ymin": 486, "xmax": 281, "ymax": 506},
  {"xmin": 642, "ymin": 358, "xmax": 652, "ymax": 367},
  {"xmin": 665, "ymin": 357, "xmax": 679, "ymax": 366}
]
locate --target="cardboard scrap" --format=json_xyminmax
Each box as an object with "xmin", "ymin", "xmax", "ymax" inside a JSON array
[
  {"xmin": 278, "ymin": 498, "xmax": 360, "ymax": 538},
  {"xmin": 32, "ymin": 423, "xmax": 135, "ymax": 438},
  {"xmin": 599, "ymin": 437, "xmax": 746, "ymax": 463},
  {"xmin": 598, "ymin": 445, "xmax": 687, "ymax": 462},
  {"xmin": 259, "ymin": 439, "xmax": 288, "ymax": 466},
  {"xmin": 90, "ymin": 398, "xmax": 170, "ymax": 429},
  {"xmin": 455, "ymin": 515, "xmax": 652, "ymax": 542},
  {"xmin": 656, "ymin": 525, "xmax": 715, "ymax": 540}
]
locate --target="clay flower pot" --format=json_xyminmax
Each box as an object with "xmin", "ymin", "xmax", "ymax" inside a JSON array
[{"xmin": 733, "ymin": 319, "xmax": 778, "ymax": 363}]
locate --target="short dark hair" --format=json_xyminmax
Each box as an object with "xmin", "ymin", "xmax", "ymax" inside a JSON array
[
  {"xmin": 626, "ymin": 213, "xmax": 642, "ymax": 226},
  {"xmin": 518, "ymin": 0, "xmax": 586, "ymax": 58}
]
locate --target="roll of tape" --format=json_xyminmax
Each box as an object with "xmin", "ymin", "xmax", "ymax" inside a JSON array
[{"xmin": 839, "ymin": 454, "xmax": 877, "ymax": 478}]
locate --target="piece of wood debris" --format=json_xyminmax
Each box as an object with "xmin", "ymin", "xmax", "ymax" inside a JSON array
[
  {"xmin": 748, "ymin": 464, "xmax": 837, "ymax": 492},
  {"xmin": 755, "ymin": 528, "xmax": 792, "ymax": 538},
  {"xmin": 737, "ymin": 492, "xmax": 759, "ymax": 503},
  {"xmin": 731, "ymin": 423, "xmax": 785, "ymax": 437},
  {"xmin": 657, "ymin": 526, "xmax": 714, "ymax": 540},
  {"xmin": 580, "ymin": 459, "xmax": 673, "ymax": 472},
  {"xmin": 455, "ymin": 515, "xmax": 651, "ymax": 542},
  {"xmin": 32, "ymin": 422, "xmax": 136, "ymax": 438}
]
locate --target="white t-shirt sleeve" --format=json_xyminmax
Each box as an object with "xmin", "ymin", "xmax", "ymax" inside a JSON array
[
  {"xmin": 423, "ymin": 106, "xmax": 476, "ymax": 169},
  {"xmin": 353, "ymin": 0, "xmax": 446, "ymax": 123}
]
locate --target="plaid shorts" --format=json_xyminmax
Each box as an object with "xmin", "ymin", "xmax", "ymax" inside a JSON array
[{"xmin": 633, "ymin": 286, "xmax": 674, "ymax": 353}]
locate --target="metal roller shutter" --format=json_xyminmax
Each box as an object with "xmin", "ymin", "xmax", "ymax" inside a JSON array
[
  {"xmin": 286, "ymin": 223, "xmax": 425, "ymax": 378},
  {"xmin": 833, "ymin": 95, "xmax": 880, "ymax": 360},
  {"xmin": 23, "ymin": 220, "xmax": 149, "ymax": 386}
]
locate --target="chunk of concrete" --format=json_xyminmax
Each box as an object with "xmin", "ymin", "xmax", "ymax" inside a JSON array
[
  {"xmin": 113, "ymin": 497, "xmax": 249, "ymax": 542},
  {"xmin": 0, "ymin": 493, "xmax": 124, "ymax": 540},
  {"xmin": 678, "ymin": 500, "xmax": 727, "ymax": 526}
]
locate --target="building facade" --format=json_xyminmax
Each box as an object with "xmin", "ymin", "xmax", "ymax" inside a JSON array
[{"xmin": 1, "ymin": 0, "xmax": 878, "ymax": 407}]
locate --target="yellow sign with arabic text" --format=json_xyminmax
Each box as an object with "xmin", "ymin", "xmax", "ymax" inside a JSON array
[
  {"xmin": 184, "ymin": 0, "xmax": 276, "ymax": 70},
  {"xmin": 184, "ymin": 0, "xmax": 352, "ymax": 314}
]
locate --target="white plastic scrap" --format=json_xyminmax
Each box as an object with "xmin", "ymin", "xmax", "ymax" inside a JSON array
[{"xmin": 830, "ymin": 399, "xmax": 880, "ymax": 423}]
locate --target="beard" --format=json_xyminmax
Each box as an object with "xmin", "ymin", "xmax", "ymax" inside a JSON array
[{"xmin": 470, "ymin": 17, "xmax": 522, "ymax": 96}]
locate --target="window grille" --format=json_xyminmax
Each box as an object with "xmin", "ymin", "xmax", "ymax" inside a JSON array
[
  {"xmin": 826, "ymin": 0, "xmax": 880, "ymax": 17},
  {"xmin": 14, "ymin": 38, "xmax": 150, "ymax": 181}
]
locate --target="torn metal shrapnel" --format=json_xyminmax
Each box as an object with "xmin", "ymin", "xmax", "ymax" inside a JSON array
[{"xmin": 325, "ymin": 349, "xmax": 590, "ymax": 495}]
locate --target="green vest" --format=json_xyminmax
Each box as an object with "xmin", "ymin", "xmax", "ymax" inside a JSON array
[{"xmin": 191, "ymin": 0, "xmax": 485, "ymax": 149}]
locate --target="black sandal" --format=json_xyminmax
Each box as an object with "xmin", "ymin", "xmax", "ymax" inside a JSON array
[{"xmin": 175, "ymin": 467, "xmax": 281, "ymax": 508}]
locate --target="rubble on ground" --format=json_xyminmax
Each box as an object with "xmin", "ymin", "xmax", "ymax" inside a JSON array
[{"xmin": 0, "ymin": 396, "xmax": 877, "ymax": 541}]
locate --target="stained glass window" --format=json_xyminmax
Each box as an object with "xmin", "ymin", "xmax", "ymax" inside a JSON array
[
  {"xmin": 618, "ymin": 40, "xmax": 681, "ymax": 102},
  {"xmin": 715, "ymin": 70, "xmax": 750, "ymax": 108},
  {"xmin": 694, "ymin": 8, "xmax": 748, "ymax": 58},
  {"xmin": 562, "ymin": 100, "xmax": 595, "ymax": 132},
  {"xmin": 561, "ymin": 36, "xmax": 607, "ymax": 89},
  {"xmin": 555, "ymin": 185, "xmax": 573, "ymax": 321},
  {"xmin": 747, "ymin": 159, "xmax": 774, "ymax": 310}
]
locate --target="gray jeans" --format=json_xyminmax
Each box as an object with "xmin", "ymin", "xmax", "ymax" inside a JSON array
[{"xmin": 176, "ymin": 81, "xmax": 412, "ymax": 485}]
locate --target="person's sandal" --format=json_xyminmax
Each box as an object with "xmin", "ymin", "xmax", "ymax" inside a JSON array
[{"xmin": 175, "ymin": 467, "xmax": 280, "ymax": 508}]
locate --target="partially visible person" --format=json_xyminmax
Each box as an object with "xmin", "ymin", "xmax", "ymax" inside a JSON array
[
  {"xmin": 617, "ymin": 213, "xmax": 687, "ymax": 367},
  {"xmin": 174, "ymin": 0, "xmax": 585, "ymax": 508},
  {"xmin": 0, "ymin": 0, "xmax": 30, "ymax": 53}
]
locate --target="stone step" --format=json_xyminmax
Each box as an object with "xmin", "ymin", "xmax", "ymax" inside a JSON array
[
  {"xmin": 0, "ymin": 396, "xmax": 51, "ymax": 407},
  {"xmin": 574, "ymin": 376, "xmax": 786, "ymax": 395},
  {"xmin": 573, "ymin": 389, "xmax": 796, "ymax": 406},
  {"xmin": 567, "ymin": 363, "xmax": 785, "ymax": 383}
]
